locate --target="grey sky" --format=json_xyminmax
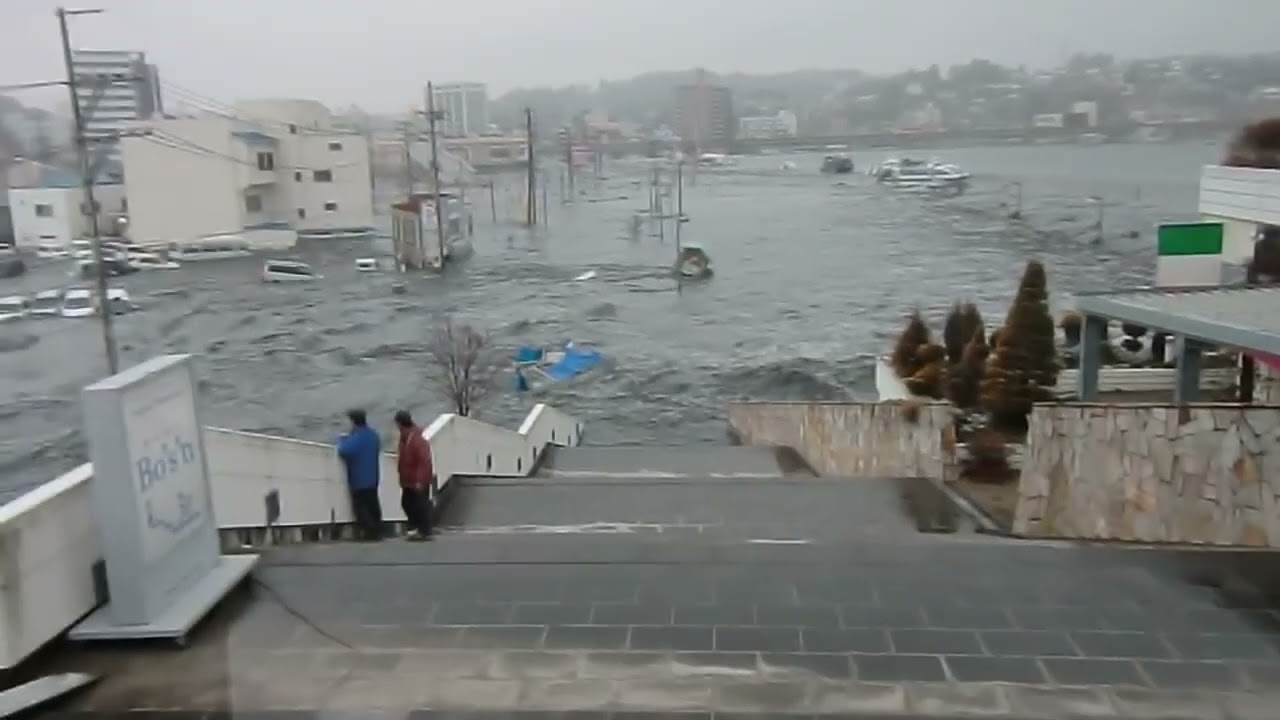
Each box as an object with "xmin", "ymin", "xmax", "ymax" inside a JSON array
[{"xmin": 4, "ymin": 0, "xmax": 1278, "ymax": 112}]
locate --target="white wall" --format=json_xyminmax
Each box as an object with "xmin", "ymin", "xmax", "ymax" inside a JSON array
[
  {"xmin": 287, "ymin": 134, "xmax": 373, "ymax": 231},
  {"xmin": 1199, "ymin": 166, "xmax": 1280, "ymax": 263},
  {"xmin": 7, "ymin": 185, "xmax": 126, "ymax": 248},
  {"xmin": 0, "ymin": 403, "xmax": 581, "ymax": 670},
  {"xmin": 122, "ymin": 116, "xmax": 244, "ymax": 245}
]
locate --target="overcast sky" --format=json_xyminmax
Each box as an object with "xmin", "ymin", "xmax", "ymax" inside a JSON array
[{"xmin": 4, "ymin": 0, "xmax": 1278, "ymax": 112}]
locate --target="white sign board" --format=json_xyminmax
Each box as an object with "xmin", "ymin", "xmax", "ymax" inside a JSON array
[{"xmin": 81, "ymin": 354, "xmax": 220, "ymax": 627}]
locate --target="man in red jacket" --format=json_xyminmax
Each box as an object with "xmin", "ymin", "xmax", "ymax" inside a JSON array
[{"xmin": 394, "ymin": 410, "xmax": 434, "ymax": 541}]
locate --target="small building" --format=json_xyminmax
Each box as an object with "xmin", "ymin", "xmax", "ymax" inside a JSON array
[
  {"xmin": 5, "ymin": 162, "xmax": 125, "ymax": 249},
  {"xmin": 440, "ymin": 136, "xmax": 527, "ymax": 172},
  {"xmin": 120, "ymin": 98, "xmax": 373, "ymax": 248},
  {"xmin": 737, "ymin": 111, "xmax": 798, "ymax": 140},
  {"xmin": 390, "ymin": 192, "xmax": 468, "ymax": 270}
]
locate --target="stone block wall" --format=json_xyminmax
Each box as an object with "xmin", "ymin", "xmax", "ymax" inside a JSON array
[
  {"xmin": 726, "ymin": 401, "xmax": 957, "ymax": 479},
  {"xmin": 1014, "ymin": 403, "xmax": 1280, "ymax": 546}
]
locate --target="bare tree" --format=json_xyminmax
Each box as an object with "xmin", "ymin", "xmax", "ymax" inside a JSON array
[{"xmin": 425, "ymin": 318, "xmax": 496, "ymax": 417}]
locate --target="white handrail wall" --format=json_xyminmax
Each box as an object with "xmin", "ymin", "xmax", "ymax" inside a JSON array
[{"xmin": 0, "ymin": 402, "xmax": 580, "ymax": 670}]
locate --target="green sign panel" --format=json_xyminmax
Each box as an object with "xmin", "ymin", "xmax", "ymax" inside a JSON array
[{"xmin": 1157, "ymin": 222, "xmax": 1224, "ymax": 256}]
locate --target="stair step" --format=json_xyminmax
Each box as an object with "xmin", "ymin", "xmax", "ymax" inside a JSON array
[{"xmin": 539, "ymin": 445, "xmax": 814, "ymax": 478}]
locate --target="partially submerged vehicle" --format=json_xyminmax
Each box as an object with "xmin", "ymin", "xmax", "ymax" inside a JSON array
[
  {"xmin": 675, "ymin": 244, "xmax": 713, "ymax": 279},
  {"xmin": 513, "ymin": 342, "xmax": 604, "ymax": 391}
]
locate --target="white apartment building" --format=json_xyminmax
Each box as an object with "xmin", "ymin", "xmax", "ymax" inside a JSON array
[
  {"xmin": 6, "ymin": 163, "xmax": 126, "ymax": 249},
  {"xmin": 120, "ymin": 98, "xmax": 373, "ymax": 246},
  {"xmin": 428, "ymin": 83, "xmax": 489, "ymax": 137},
  {"xmin": 70, "ymin": 50, "xmax": 163, "ymax": 161},
  {"xmin": 737, "ymin": 110, "xmax": 799, "ymax": 140}
]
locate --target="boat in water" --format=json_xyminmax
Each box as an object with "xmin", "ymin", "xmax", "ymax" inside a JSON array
[
  {"xmin": 871, "ymin": 158, "xmax": 970, "ymax": 195},
  {"xmin": 513, "ymin": 342, "xmax": 605, "ymax": 391},
  {"xmin": 820, "ymin": 155, "xmax": 854, "ymax": 174}
]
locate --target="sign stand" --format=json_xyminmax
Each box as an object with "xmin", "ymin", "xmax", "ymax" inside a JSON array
[{"xmin": 70, "ymin": 354, "xmax": 258, "ymax": 645}]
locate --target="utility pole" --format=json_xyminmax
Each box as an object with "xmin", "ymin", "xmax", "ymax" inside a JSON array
[
  {"xmin": 488, "ymin": 179, "xmax": 497, "ymax": 223},
  {"xmin": 425, "ymin": 83, "xmax": 447, "ymax": 270},
  {"xmin": 564, "ymin": 126, "xmax": 575, "ymax": 202},
  {"xmin": 400, "ymin": 123, "xmax": 421, "ymax": 268},
  {"xmin": 525, "ymin": 108, "xmax": 537, "ymax": 227},
  {"xmin": 58, "ymin": 6, "xmax": 117, "ymax": 375},
  {"xmin": 675, "ymin": 160, "xmax": 684, "ymax": 256}
]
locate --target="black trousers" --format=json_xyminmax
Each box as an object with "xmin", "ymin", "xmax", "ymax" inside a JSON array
[
  {"xmin": 350, "ymin": 487, "xmax": 383, "ymax": 540},
  {"xmin": 400, "ymin": 486, "xmax": 433, "ymax": 535}
]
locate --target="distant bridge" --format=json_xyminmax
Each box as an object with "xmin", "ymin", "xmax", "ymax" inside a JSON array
[{"xmin": 565, "ymin": 120, "xmax": 1230, "ymax": 157}]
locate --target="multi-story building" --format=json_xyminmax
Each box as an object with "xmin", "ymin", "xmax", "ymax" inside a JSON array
[
  {"xmin": 120, "ymin": 98, "xmax": 372, "ymax": 247},
  {"xmin": 70, "ymin": 50, "xmax": 163, "ymax": 165},
  {"xmin": 671, "ymin": 69, "xmax": 735, "ymax": 152},
  {"xmin": 737, "ymin": 110, "xmax": 798, "ymax": 140},
  {"xmin": 5, "ymin": 161, "xmax": 126, "ymax": 249},
  {"xmin": 428, "ymin": 83, "xmax": 489, "ymax": 138}
]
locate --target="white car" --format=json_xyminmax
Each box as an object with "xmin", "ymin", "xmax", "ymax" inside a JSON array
[
  {"xmin": 61, "ymin": 289, "xmax": 95, "ymax": 318},
  {"xmin": 355, "ymin": 257, "xmax": 379, "ymax": 272},
  {"xmin": 262, "ymin": 259, "xmax": 320, "ymax": 282},
  {"xmin": 105, "ymin": 288, "xmax": 134, "ymax": 315},
  {"xmin": 0, "ymin": 296, "xmax": 30, "ymax": 322},
  {"xmin": 130, "ymin": 253, "xmax": 180, "ymax": 270},
  {"xmin": 29, "ymin": 290, "xmax": 63, "ymax": 317}
]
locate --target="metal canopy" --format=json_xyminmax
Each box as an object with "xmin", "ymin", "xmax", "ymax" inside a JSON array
[{"xmin": 1076, "ymin": 285, "xmax": 1280, "ymax": 357}]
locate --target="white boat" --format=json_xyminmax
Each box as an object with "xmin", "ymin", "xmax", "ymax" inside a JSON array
[
  {"xmin": 872, "ymin": 158, "xmax": 970, "ymax": 194},
  {"xmin": 129, "ymin": 252, "xmax": 180, "ymax": 270},
  {"xmin": 0, "ymin": 295, "xmax": 30, "ymax": 322},
  {"xmin": 355, "ymin": 258, "xmax": 379, "ymax": 272},
  {"xmin": 168, "ymin": 237, "xmax": 252, "ymax": 262},
  {"xmin": 60, "ymin": 289, "xmax": 95, "ymax": 318},
  {"xmin": 34, "ymin": 244, "xmax": 71, "ymax": 260},
  {"xmin": 261, "ymin": 259, "xmax": 321, "ymax": 282},
  {"xmin": 29, "ymin": 290, "xmax": 63, "ymax": 317}
]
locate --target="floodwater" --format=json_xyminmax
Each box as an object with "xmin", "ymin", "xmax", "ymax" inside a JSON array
[{"xmin": 0, "ymin": 141, "xmax": 1224, "ymax": 498}]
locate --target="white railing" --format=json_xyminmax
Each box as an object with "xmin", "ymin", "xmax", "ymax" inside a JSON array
[
  {"xmin": 0, "ymin": 403, "xmax": 580, "ymax": 670},
  {"xmin": 875, "ymin": 358, "xmax": 1236, "ymax": 402}
]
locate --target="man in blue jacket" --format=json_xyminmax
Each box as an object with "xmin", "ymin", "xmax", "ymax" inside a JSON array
[{"xmin": 337, "ymin": 409, "xmax": 383, "ymax": 541}]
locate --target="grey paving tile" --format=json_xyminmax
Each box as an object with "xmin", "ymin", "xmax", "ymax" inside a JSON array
[
  {"xmin": 854, "ymin": 653, "xmax": 947, "ymax": 682},
  {"xmin": 807, "ymin": 679, "xmax": 908, "ymax": 714},
  {"xmin": 579, "ymin": 651, "xmax": 668, "ymax": 678},
  {"xmin": 1098, "ymin": 605, "xmax": 1172, "ymax": 632},
  {"xmin": 1071, "ymin": 631, "xmax": 1173, "ymax": 659},
  {"xmin": 430, "ymin": 603, "xmax": 515, "ymax": 625},
  {"xmin": 753, "ymin": 603, "xmax": 840, "ymax": 627},
  {"xmin": 944, "ymin": 655, "xmax": 1048, "ymax": 683},
  {"xmin": 1011, "ymin": 606, "xmax": 1107, "ymax": 631},
  {"xmin": 544, "ymin": 625, "xmax": 629, "ymax": 650},
  {"xmin": 890, "ymin": 629, "xmax": 983, "ymax": 655},
  {"xmin": 1006, "ymin": 685, "xmax": 1116, "ymax": 718},
  {"xmin": 510, "ymin": 603, "xmax": 593, "ymax": 626},
  {"xmin": 519, "ymin": 678, "xmax": 616, "ymax": 710},
  {"xmin": 980, "ymin": 629, "xmax": 1080, "ymax": 657},
  {"xmin": 713, "ymin": 680, "xmax": 809, "ymax": 713},
  {"xmin": 1166, "ymin": 632, "xmax": 1280, "ymax": 661},
  {"xmin": 839, "ymin": 603, "xmax": 927, "ymax": 629},
  {"xmin": 671, "ymin": 604, "xmax": 755, "ymax": 626},
  {"xmin": 672, "ymin": 652, "xmax": 759, "ymax": 673},
  {"xmin": 906, "ymin": 682, "xmax": 1011, "ymax": 716},
  {"xmin": 1139, "ymin": 660, "xmax": 1243, "ymax": 689},
  {"xmin": 1234, "ymin": 660, "xmax": 1280, "ymax": 688},
  {"xmin": 1184, "ymin": 608, "xmax": 1280, "ymax": 634},
  {"xmin": 1109, "ymin": 688, "xmax": 1229, "ymax": 720},
  {"xmin": 1042, "ymin": 657, "xmax": 1148, "ymax": 687},
  {"xmin": 800, "ymin": 628, "xmax": 890, "ymax": 653},
  {"xmin": 613, "ymin": 677, "xmax": 713, "ymax": 710},
  {"xmin": 458, "ymin": 625, "xmax": 547, "ymax": 649},
  {"xmin": 714, "ymin": 626, "xmax": 801, "ymax": 652},
  {"xmin": 627, "ymin": 626, "xmax": 713, "ymax": 651},
  {"xmin": 923, "ymin": 605, "xmax": 1013, "ymax": 629},
  {"xmin": 793, "ymin": 579, "xmax": 875, "ymax": 603},
  {"xmin": 490, "ymin": 650, "xmax": 582, "ymax": 679},
  {"xmin": 759, "ymin": 652, "xmax": 854, "ymax": 679},
  {"xmin": 589, "ymin": 604, "xmax": 672, "ymax": 625}
]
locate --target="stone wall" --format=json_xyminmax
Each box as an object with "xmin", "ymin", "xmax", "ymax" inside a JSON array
[
  {"xmin": 1255, "ymin": 364, "xmax": 1280, "ymax": 404},
  {"xmin": 726, "ymin": 401, "xmax": 957, "ymax": 479},
  {"xmin": 1014, "ymin": 403, "xmax": 1280, "ymax": 546}
]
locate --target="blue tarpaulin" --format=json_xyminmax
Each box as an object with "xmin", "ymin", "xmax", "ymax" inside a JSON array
[{"xmin": 543, "ymin": 347, "xmax": 603, "ymax": 381}]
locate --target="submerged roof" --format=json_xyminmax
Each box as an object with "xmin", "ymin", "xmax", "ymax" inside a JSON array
[{"xmin": 1077, "ymin": 285, "xmax": 1280, "ymax": 356}]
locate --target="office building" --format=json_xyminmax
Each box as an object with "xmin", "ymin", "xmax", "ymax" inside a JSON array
[
  {"xmin": 70, "ymin": 50, "xmax": 163, "ymax": 162},
  {"xmin": 672, "ymin": 68, "xmax": 735, "ymax": 153},
  {"xmin": 427, "ymin": 83, "xmax": 489, "ymax": 137},
  {"xmin": 120, "ymin": 98, "xmax": 372, "ymax": 246}
]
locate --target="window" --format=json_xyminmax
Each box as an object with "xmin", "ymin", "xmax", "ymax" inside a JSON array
[
  {"xmin": 34, "ymin": 204, "xmax": 54, "ymax": 218},
  {"xmin": 312, "ymin": 170, "xmax": 332, "ymax": 182},
  {"xmin": 256, "ymin": 152, "xmax": 274, "ymax": 171},
  {"xmin": 297, "ymin": 208, "xmax": 306, "ymax": 219},
  {"xmin": 245, "ymin": 194, "xmax": 263, "ymax": 213},
  {"xmin": 288, "ymin": 124, "xmax": 298, "ymax": 135},
  {"xmin": 324, "ymin": 202, "xmax": 339, "ymax": 212},
  {"xmin": 328, "ymin": 141, "xmax": 343, "ymax": 151},
  {"xmin": 294, "ymin": 171, "xmax": 302, "ymax": 181}
]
